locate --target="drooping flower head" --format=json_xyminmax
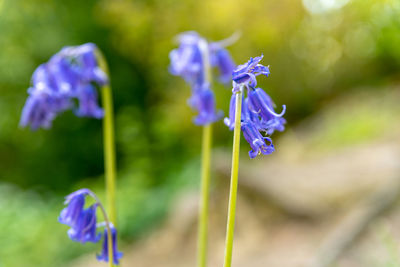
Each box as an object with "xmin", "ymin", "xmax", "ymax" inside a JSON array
[
  {"xmin": 20, "ymin": 43, "xmax": 108, "ymax": 130},
  {"xmin": 59, "ymin": 189, "xmax": 123, "ymax": 265},
  {"xmin": 67, "ymin": 204, "xmax": 101, "ymax": 243},
  {"xmin": 188, "ymin": 83, "xmax": 223, "ymax": 125},
  {"xmin": 224, "ymin": 55, "xmax": 286, "ymax": 158},
  {"xmin": 97, "ymin": 226, "xmax": 123, "ymax": 265},
  {"xmin": 58, "ymin": 189, "xmax": 88, "ymax": 228},
  {"xmin": 169, "ymin": 31, "xmax": 237, "ymax": 125}
]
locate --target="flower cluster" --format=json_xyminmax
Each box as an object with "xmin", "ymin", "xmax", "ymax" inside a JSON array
[
  {"xmin": 224, "ymin": 55, "xmax": 286, "ymax": 158},
  {"xmin": 59, "ymin": 189, "xmax": 123, "ymax": 265},
  {"xmin": 20, "ymin": 43, "xmax": 108, "ymax": 130},
  {"xmin": 169, "ymin": 31, "xmax": 236, "ymax": 125}
]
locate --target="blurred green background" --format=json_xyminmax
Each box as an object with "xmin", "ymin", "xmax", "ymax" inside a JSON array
[{"xmin": 0, "ymin": 0, "xmax": 399, "ymax": 266}]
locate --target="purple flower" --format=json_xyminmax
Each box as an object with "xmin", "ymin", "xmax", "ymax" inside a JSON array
[
  {"xmin": 67, "ymin": 204, "xmax": 101, "ymax": 243},
  {"xmin": 20, "ymin": 43, "xmax": 108, "ymax": 130},
  {"xmin": 59, "ymin": 189, "xmax": 100, "ymax": 243},
  {"xmin": 210, "ymin": 44, "xmax": 236, "ymax": 83},
  {"xmin": 188, "ymin": 84, "xmax": 223, "ymax": 125},
  {"xmin": 248, "ymin": 87, "xmax": 286, "ymax": 134},
  {"xmin": 241, "ymin": 122, "xmax": 275, "ymax": 158},
  {"xmin": 232, "ymin": 55, "xmax": 270, "ymax": 88},
  {"xmin": 224, "ymin": 55, "xmax": 286, "ymax": 158},
  {"xmin": 248, "ymin": 88, "xmax": 285, "ymax": 120},
  {"xmin": 224, "ymin": 93, "xmax": 245, "ymax": 130},
  {"xmin": 58, "ymin": 190, "xmax": 87, "ymax": 228},
  {"xmin": 75, "ymin": 84, "xmax": 104, "ymax": 118},
  {"xmin": 97, "ymin": 226, "xmax": 123, "ymax": 265},
  {"xmin": 169, "ymin": 32, "xmax": 204, "ymax": 86},
  {"xmin": 59, "ymin": 189, "xmax": 123, "ymax": 264},
  {"xmin": 169, "ymin": 31, "xmax": 237, "ymax": 126}
]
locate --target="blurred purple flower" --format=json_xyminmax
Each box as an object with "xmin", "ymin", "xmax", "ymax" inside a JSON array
[
  {"xmin": 169, "ymin": 32, "xmax": 204, "ymax": 86},
  {"xmin": 58, "ymin": 190, "xmax": 87, "ymax": 228},
  {"xmin": 20, "ymin": 43, "xmax": 108, "ymax": 130},
  {"xmin": 68, "ymin": 204, "xmax": 101, "ymax": 243},
  {"xmin": 169, "ymin": 31, "xmax": 236, "ymax": 125},
  {"xmin": 189, "ymin": 84, "xmax": 223, "ymax": 125},
  {"xmin": 97, "ymin": 226, "xmax": 123, "ymax": 265},
  {"xmin": 209, "ymin": 43, "xmax": 236, "ymax": 83},
  {"xmin": 59, "ymin": 188, "xmax": 123, "ymax": 264}
]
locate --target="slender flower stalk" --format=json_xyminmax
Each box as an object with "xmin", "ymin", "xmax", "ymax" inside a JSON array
[
  {"xmin": 223, "ymin": 86, "xmax": 243, "ymax": 267},
  {"xmin": 20, "ymin": 44, "xmax": 120, "ymax": 266},
  {"xmin": 95, "ymin": 50, "xmax": 118, "ymax": 227},
  {"xmin": 169, "ymin": 31, "xmax": 236, "ymax": 267},
  {"xmin": 197, "ymin": 37, "xmax": 213, "ymax": 267},
  {"xmin": 198, "ymin": 123, "xmax": 212, "ymax": 267},
  {"xmin": 222, "ymin": 55, "xmax": 286, "ymax": 267}
]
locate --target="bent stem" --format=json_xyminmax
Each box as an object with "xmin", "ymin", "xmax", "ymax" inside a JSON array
[
  {"xmin": 198, "ymin": 124, "xmax": 212, "ymax": 267},
  {"xmin": 87, "ymin": 190, "xmax": 114, "ymax": 267},
  {"xmin": 223, "ymin": 87, "xmax": 243, "ymax": 267}
]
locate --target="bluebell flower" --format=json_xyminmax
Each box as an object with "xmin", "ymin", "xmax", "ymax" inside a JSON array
[
  {"xmin": 169, "ymin": 32, "xmax": 204, "ymax": 86},
  {"xmin": 248, "ymin": 87, "xmax": 286, "ymax": 134},
  {"xmin": 59, "ymin": 188, "xmax": 123, "ymax": 264},
  {"xmin": 224, "ymin": 93, "xmax": 246, "ymax": 130},
  {"xmin": 232, "ymin": 55, "xmax": 270, "ymax": 89},
  {"xmin": 97, "ymin": 226, "xmax": 123, "ymax": 265},
  {"xmin": 68, "ymin": 204, "xmax": 101, "ymax": 243},
  {"xmin": 188, "ymin": 84, "xmax": 223, "ymax": 125},
  {"xmin": 224, "ymin": 55, "xmax": 286, "ymax": 158},
  {"xmin": 169, "ymin": 31, "xmax": 236, "ymax": 126},
  {"xmin": 241, "ymin": 122, "xmax": 274, "ymax": 158},
  {"xmin": 58, "ymin": 189, "xmax": 87, "ymax": 228},
  {"xmin": 20, "ymin": 43, "xmax": 108, "ymax": 130},
  {"xmin": 209, "ymin": 43, "xmax": 236, "ymax": 83},
  {"xmin": 59, "ymin": 189, "xmax": 100, "ymax": 243},
  {"xmin": 76, "ymin": 84, "xmax": 104, "ymax": 118}
]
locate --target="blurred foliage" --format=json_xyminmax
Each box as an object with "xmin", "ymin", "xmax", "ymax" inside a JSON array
[{"xmin": 0, "ymin": 0, "xmax": 399, "ymax": 266}]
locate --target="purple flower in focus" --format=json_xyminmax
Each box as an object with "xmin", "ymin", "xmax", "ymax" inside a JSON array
[
  {"xmin": 224, "ymin": 55, "xmax": 286, "ymax": 158},
  {"xmin": 97, "ymin": 226, "xmax": 123, "ymax": 265},
  {"xmin": 232, "ymin": 55, "xmax": 270, "ymax": 89},
  {"xmin": 20, "ymin": 43, "xmax": 108, "ymax": 130},
  {"xmin": 241, "ymin": 122, "xmax": 275, "ymax": 158},
  {"xmin": 248, "ymin": 87, "xmax": 286, "ymax": 135},
  {"xmin": 169, "ymin": 31, "xmax": 237, "ymax": 126}
]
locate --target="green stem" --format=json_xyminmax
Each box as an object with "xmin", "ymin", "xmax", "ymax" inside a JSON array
[
  {"xmin": 96, "ymin": 49, "xmax": 117, "ymax": 266},
  {"xmin": 101, "ymin": 83, "xmax": 117, "ymax": 226},
  {"xmin": 197, "ymin": 124, "xmax": 212, "ymax": 267},
  {"xmin": 197, "ymin": 38, "xmax": 213, "ymax": 267},
  {"xmin": 102, "ymin": 84, "xmax": 116, "ymax": 267},
  {"xmin": 223, "ymin": 87, "xmax": 243, "ymax": 267}
]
